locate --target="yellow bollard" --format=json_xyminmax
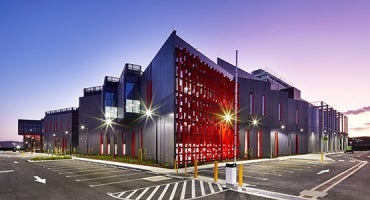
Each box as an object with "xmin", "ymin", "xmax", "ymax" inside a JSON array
[
  {"xmin": 174, "ymin": 160, "xmax": 179, "ymax": 174},
  {"xmin": 214, "ymin": 161, "xmax": 218, "ymax": 182},
  {"xmin": 238, "ymin": 164, "xmax": 243, "ymax": 187},
  {"xmin": 320, "ymin": 152, "xmax": 324, "ymax": 163},
  {"xmin": 194, "ymin": 159, "xmax": 198, "ymax": 178}
]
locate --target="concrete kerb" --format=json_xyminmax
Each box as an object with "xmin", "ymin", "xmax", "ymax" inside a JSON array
[{"xmin": 71, "ymin": 153, "xmax": 338, "ymax": 178}]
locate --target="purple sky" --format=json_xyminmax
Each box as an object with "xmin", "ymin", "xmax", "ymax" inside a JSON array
[{"xmin": 1, "ymin": 0, "xmax": 370, "ymax": 141}]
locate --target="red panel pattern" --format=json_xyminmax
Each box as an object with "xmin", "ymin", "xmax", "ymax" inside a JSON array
[{"xmin": 175, "ymin": 47, "xmax": 239, "ymax": 165}]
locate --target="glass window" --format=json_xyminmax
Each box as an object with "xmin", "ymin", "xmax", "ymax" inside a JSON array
[
  {"xmin": 249, "ymin": 92, "xmax": 253, "ymax": 115},
  {"xmin": 261, "ymin": 95, "xmax": 265, "ymax": 116},
  {"xmin": 278, "ymin": 103, "xmax": 282, "ymax": 121}
]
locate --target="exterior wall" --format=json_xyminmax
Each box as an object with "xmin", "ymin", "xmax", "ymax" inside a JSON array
[
  {"xmin": 43, "ymin": 108, "xmax": 78, "ymax": 154},
  {"xmin": 18, "ymin": 119, "xmax": 43, "ymax": 152},
  {"xmin": 139, "ymin": 32, "xmax": 176, "ymax": 164},
  {"xmin": 78, "ymin": 93, "xmax": 103, "ymax": 155}
]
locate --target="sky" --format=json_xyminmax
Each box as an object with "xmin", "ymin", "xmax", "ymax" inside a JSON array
[{"xmin": 1, "ymin": 0, "xmax": 370, "ymax": 141}]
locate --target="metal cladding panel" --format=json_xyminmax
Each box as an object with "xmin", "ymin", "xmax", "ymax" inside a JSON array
[
  {"xmin": 78, "ymin": 94, "xmax": 103, "ymax": 154},
  {"xmin": 175, "ymin": 47, "xmax": 238, "ymax": 166}
]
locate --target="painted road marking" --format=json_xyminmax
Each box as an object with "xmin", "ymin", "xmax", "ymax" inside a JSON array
[
  {"xmin": 75, "ymin": 172, "xmax": 145, "ymax": 182},
  {"xmin": 90, "ymin": 178, "xmax": 142, "ymax": 187},
  {"xmin": 200, "ymin": 180, "xmax": 206, "ymax": 196},
  {"xmin": 241, "ymin": 187, "xmax": 307, "ymax": 200},
  {"xmin": 169, "ymin": 182, "xmax": 179, "ymax": 200},
  {"xmin": 208, "ymin": 182, "xmax": 215, "ymax": 193},
  {"xmin": 147, "ymin": 185, "xmax": 160, "ymax": 200},
  {"xmin": 135, "ymin": 187, "xmax": 149, "ymax": 200},
  {"xmin": 108, "ymin": 180, "xmax": 225, "ymax": 200},
  {"xmin": 180, "ymin": 180, "xmax": 186, "ymax": 199},
  {"xmin": 66, "ymin": 170, "xmax": 123, "ymax": 177},
  {"xmin": 0, "ymin": 170, "xmax": 14, "ymax": 173},
  {"xmin": 300, "ymin": 161, "xmax": 367, "ymax": 199},
  {"xmin": 158, "ymin": 184, "xmax": 170, "ymax": 200},
  {"xmin": 142, "ymin": 175, "xmax": 171, "ymax": 182},
  {"xmin": 317, "ymin": 169, "xmax": 329, "ymax": 175},
  {"xmin": 59, "ymin": 167, "xmax": 116, "ymax": 174}
]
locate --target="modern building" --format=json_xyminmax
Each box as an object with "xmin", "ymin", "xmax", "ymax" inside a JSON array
[
  {"xmin": 18, "ymin": 119, "xmax": 43, "ymax": 152},
  {"xmin": 18, "ymin": 31, "xmax": 349, "ymax": 165},
  {"xmin": 43, "ymin": 107, "xmax": 79, "ymax": 154},
  {"xmin": 308, "ymin": 101, "xmax": 349, "ymax": 153}
]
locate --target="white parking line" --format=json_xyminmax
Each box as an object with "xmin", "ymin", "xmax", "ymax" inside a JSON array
[
  {"xmin": 66, "ymin": 170, "xmax": 123, "ymax": 177},
  {"xmin": 0, "ymin": 170, "xmax": 14, "ymax": 173},
  {"xmin": 246, "ymin": 175, "xmax": 268, "ymax": 181},
  {"xmin": 75, "ymin": 172, "xmax": 145, "ymax": 181},
  {"xmin": 90, "ymin": 178, "xmax": 142, "ymax": 187},
  {"xmin": 59, "ymin": 167, "xmax": 117, "ymax": 174}
]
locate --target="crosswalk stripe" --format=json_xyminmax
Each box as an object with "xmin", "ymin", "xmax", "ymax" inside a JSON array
[
  {"xmin": 169, "ymin": 182, "xmax": 179, "ymax": 200},
  {"xmin": 158, "ymin": 184, "xmax": 170, "ymax": 200},
  {"xmin": 180, "ymin": 181, "xmax": 187, "ymax": 199},
  {"xmin": 147, "ymin": 185, "xmax": 160, "ymax": 200},
  {"xmin": 116, "ymin": 191, "xmax": 126, "ymax": 198},
  {"xmin": 200, "ymin": 180, "xmax": 205, "ymax": 196},
  {"xmin": 192, "ymin": 179, "xmax": 196, "ymax": 199},
  {"xmin": 217, "ymin": 183, "xmax": 223, "ymax": 192},
  {"xmin": 136, "ymin": 187, "xmax": 149, "ymax": 200},
  {"xmin": 126, "ymin": 190, "xmax": 138, "ymax": 199},
  {"xmin": 208, "ymin": 182, "xmax": 215, "ymax": 194}
]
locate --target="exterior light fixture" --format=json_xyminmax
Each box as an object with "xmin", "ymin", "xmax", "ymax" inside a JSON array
[
  {"xmin": 281, "ymin": 125, "xmax": 285, "ymax": 130},
  {"xmin": 252, "ymin": 119, "xmax": 258, "ymax": 126},
  {"xmin": 224, "ymin": 113, "xmax": 231, "ymax": 122}
]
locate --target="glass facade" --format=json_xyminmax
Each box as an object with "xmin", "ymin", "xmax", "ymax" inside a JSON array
[
  {"xmin": 125, "ymin": 82, "xmax": 140, "ymax": 113},
  {"xmin": 104, "ymin": 92, "xmax": 118, "ymax": 119}
]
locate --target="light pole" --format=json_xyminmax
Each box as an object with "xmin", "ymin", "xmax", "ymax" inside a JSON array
[
  {"xmin": 81, "ymin": 125, "xmax": 89, "ymax": 155},
  {"xmin": 65, "ymin": 131, "xmax": 72, "ymax": 155},
  {"xmin": 145, "ymin": 109, "xmax": 158, "ymax": 163},
  {"xmin": 106, "ymin": 118, "xmax": 117, "ymax": 159}
]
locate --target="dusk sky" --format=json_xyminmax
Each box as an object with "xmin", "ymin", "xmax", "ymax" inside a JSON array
[{"xmin": 1, "ymin": 0, "xmax": 370, "ymax": 141}]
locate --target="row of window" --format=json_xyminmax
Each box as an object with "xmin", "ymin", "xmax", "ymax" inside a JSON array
[{"xmin": 249, "ymin": 92, "xmax": 299, "ymax": 124}]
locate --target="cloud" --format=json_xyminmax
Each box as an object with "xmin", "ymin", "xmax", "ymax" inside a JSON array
[
  {"xmin": 344, "ymin": 106, "xmax": 370, "ymax": 115},
  {"xmin": 350, "ymin": 127, "xmax": 368, "ymax": 131}
]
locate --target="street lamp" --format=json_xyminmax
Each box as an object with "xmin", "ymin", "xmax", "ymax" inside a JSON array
[
  {"xmin": 65, "ymin": 131, "xmax": 72, "ymax": 155},
  {"xmin": 105, "ymin": 118, "xmax": 117, "ymax": 159},
  {"xmin": 145, "ymin": 108, "xmax": 158, "ymax": 163},
  {"xmin": 81, "ymin": 125, "xmax": 89, "ymax": 156}
]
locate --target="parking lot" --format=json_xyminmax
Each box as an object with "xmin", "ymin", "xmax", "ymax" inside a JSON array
[
  {"xmin": 196, "ymin": 153, "xmax": 366, "ymax": 199},
  {"xmin": 33, "ymin": 160, "xmax": 226, "ymax": 200}
]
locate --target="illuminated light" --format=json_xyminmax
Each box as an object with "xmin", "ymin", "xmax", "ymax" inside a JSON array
[
  {"xmin": 81, "ymin": 125, "xmax": 85, "ymax": 130},
  {"xmin": 145, "ymin": 109, "xmax": 152, "ymax": 117},
  {"xmin": 106, "ymin": 119, "xmax": 112, "ymax": 125},
  {"xmin": 224, "ymin": 113, "xmax": 231, "ymax": 122},
  {"xmin": 281, "ymin": 125, "xmax": 285, "ymax": 129},
  {"xmin": 252, "ymin": 119, "xmax": 258, "ymax": 126},
  {"xmin": 300, "ymin": 128, "xmax": 304, "ymax": 132}
]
